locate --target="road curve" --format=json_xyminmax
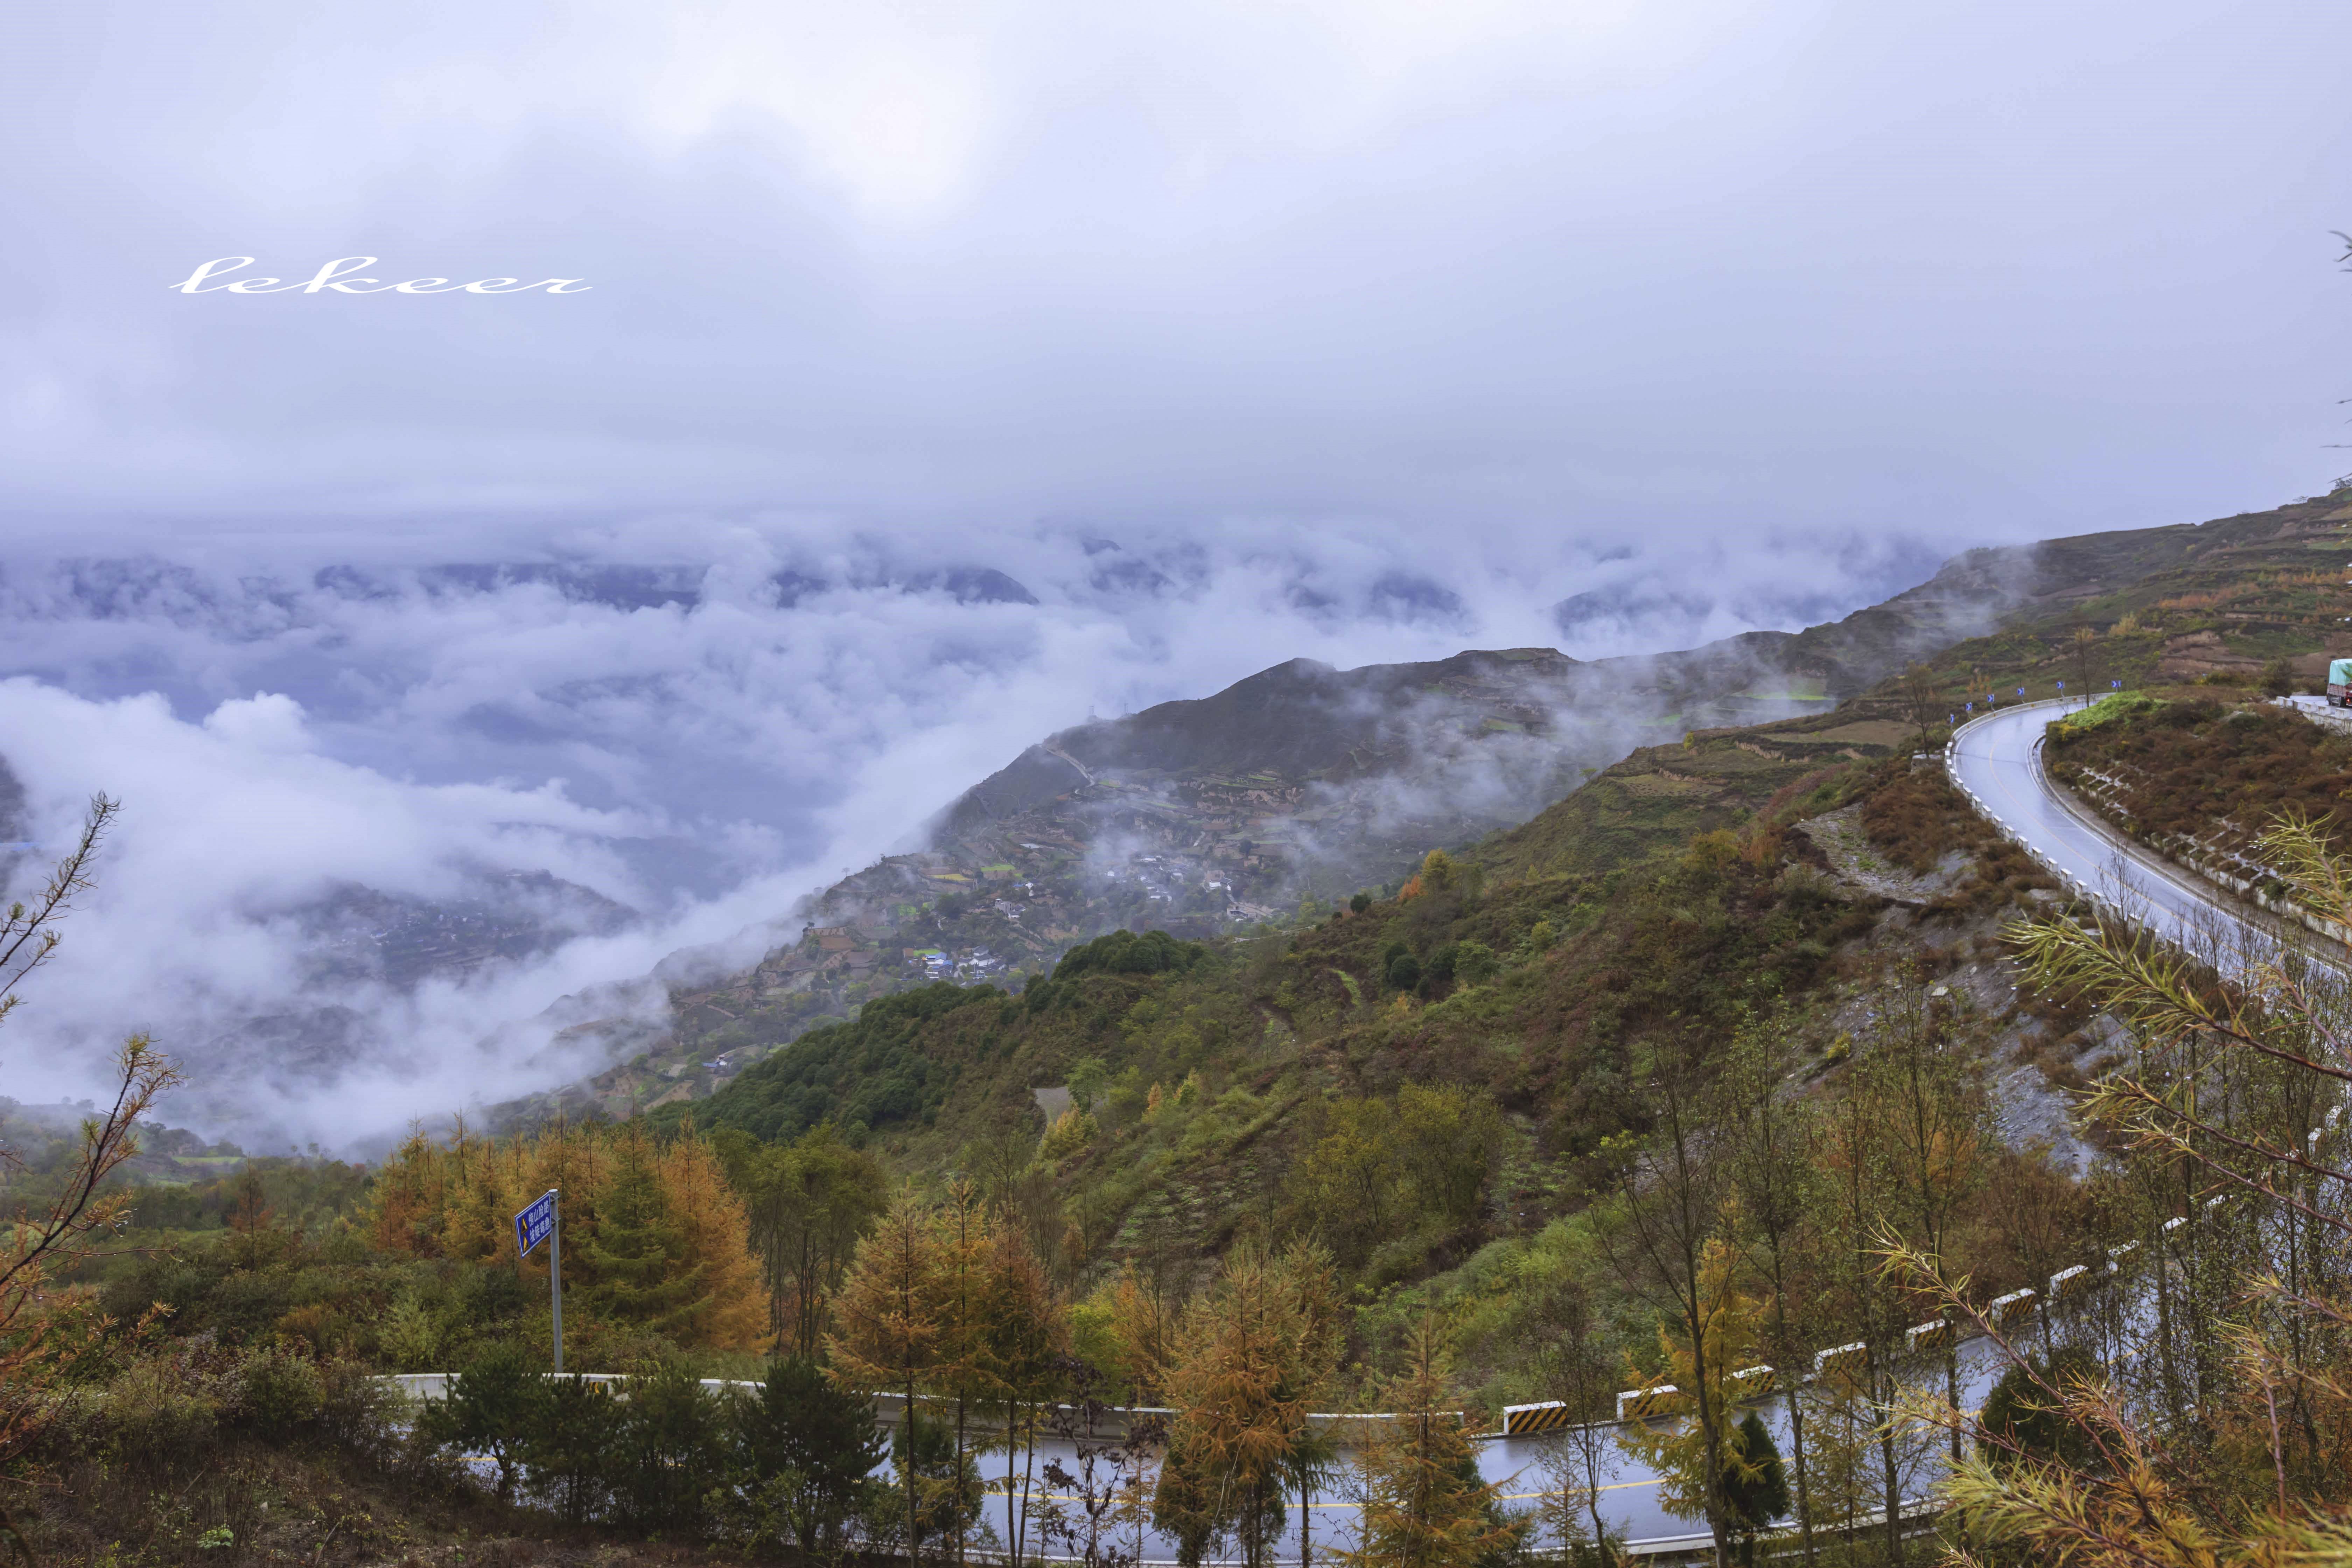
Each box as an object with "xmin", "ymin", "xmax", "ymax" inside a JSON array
[
  {"xmin": 417, "ymin": 712, "xmax": 2279, "ymax": 1563},
  {"xmin": 1944, "ymin": 700, "xmax": 2333, "ymax": 979}
]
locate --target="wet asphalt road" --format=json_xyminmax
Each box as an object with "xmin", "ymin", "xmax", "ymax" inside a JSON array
[
  {"xmin": 1945, "ymin": 699, "xmax": 2338, "ymax": 979},
  {"xmin": 445, "ymin": 700, "xmax": 2311, "ymax": 1562}
]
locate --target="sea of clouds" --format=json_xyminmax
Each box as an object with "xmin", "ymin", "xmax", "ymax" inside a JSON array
[
  {"xmin": 2, "ymin": 0, "xmax": 2345, "ymax": 1146},
  {"xmin": 0, "ymin": 520, "xmax": 1961, "ymax": 1147}
]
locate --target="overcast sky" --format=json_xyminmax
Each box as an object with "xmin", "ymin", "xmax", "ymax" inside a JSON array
[
  {"xmin": 0, "ymin": 0, "xmax": 2346, "ymax": 1141},
  {"xmin": 3, "ymin": 0, "xmax": 2346, "ymax": 545}
]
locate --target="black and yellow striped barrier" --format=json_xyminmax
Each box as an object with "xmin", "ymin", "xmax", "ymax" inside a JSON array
[
  {"xmin": 1812, "ymin": 1341, "xmax": 1867, "ymax": 1385},
  {"xmin": 1728, "ymin": 1365, "xmax": 1776, "ymax": 1399},
  {"xmin": 2049, "ymin": 1264, "xmax": 2091, "ymax": 1302},
  {"xmin": 1615, "ymin": 1385, "xmax": 1685, "ymax": 1421},
  {"xmin": 1905, "ymin": 1318, "xmax": 1954, "ymax": 1356},
  {"xmin": 1502, "ymin": 1400, "xmax": 1574, "ymax": 1435},
  {"xmin": 1987, "ymin": 1287, "xmax": 2036, "ymax": 1329}
]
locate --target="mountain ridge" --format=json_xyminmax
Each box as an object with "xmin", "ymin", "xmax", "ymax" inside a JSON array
[{"xmin": 508, "ymin": 500, "xmax": 2301, "ymax": 1124}]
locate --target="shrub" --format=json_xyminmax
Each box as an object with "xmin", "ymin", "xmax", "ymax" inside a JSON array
[
  {"xmin": 1052, "ymin": 928, "xmax": 1207, "ymax": 981},
  {"xmin": 725, "ymin": 1357, "xmax": 888, "ymax": 1553},
  {"xmin": 1418, "ymin": 943, "xmax": 1458, "ymax": 996},
  {"xmin": 1980, "ymin": 1348, "xmax": 2102, "ymax": 1471},
  {"xmin": 1451, "ymin": 940, "xmax": 1498, "ymax": 987},
  {"xmin": 94, "ymin": 1352, "xmax": 222, "ymax": 1476},
  {"xmin": 418, "ymin": 1342, "xmax": 540, "ymax": 1499},
  {"xmin": 608, "ymin": 1360, "xmax": 728, "ymax": 1534},
  {"xmin": 1683, "ymin": 830, "xmax": 1741, "ymax": 873},
  {"xmin": 520, "ymin": 1375, "xmax": 617, "ymax": 1524},
  {"xmin": 231, "ymin": 1346, "xmax": 324, "ymax": 1433},
  {"xmin": 2050, "ymin": 690, "xmax": 2163, "ymax": 735}
]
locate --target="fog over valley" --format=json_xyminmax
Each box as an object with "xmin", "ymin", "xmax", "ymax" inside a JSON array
[
  {"xmin": 1, "ymin": 0, "xmax": 2345, "ymax": 1151},
  {"xmin": 0, "ymin": 523, "xmax": 1985, "ymax": 1146}
]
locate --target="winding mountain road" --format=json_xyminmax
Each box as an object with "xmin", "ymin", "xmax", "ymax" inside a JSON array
[
  {"xmin": 425, "ymin": 701, "xmax": 2319, "ymax": 1562},
  {"xmin": 1945, "ymin": 699, "xmax": 2340, "ymax": 979}
]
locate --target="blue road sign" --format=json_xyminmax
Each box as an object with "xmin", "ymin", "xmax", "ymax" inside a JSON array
[
  {"xmin": 2016, "ymin": 686, "xmax": 2025, "ymax": 697},
  {"xmin": 516, "ymin": 1190, "xmax": 558, "ymax": 1257},
  {"xmin": 2112, "ymin": 680, "xmax": 2121, "ymax": 689}
]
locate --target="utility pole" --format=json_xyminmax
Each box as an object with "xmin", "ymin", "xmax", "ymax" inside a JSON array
[{"xmin": 515, "ymin": 1188, "xmax": 563, "ymax": 1373}]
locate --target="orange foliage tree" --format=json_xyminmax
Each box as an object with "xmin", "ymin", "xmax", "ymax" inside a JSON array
[{"xmin": 364, "ymin": 1115, "xmax": 762, "ymax": 1353}]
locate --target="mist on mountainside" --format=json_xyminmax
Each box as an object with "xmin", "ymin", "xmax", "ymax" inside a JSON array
[{"xmin": 0, "ymin": 524, "xmax": 1984, "ymax": 1147}]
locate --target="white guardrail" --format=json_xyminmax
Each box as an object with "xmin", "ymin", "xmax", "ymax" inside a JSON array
[
  {"xmin": 384, "ymin": 1375, "xmax": 1436, "ymax": 1443},
  {"xmin": 1942, "ymin": 699, "xmax": 2109, "ymax": 907}
]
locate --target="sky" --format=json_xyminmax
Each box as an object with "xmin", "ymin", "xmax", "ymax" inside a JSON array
[{"xmin": 0, "ymin": 0, "xmax": 2345, "ymax": 1143}]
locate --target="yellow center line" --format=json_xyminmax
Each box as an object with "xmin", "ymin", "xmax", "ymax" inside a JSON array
[
  {"xmin": 1013, "ymin": 1478, "xmax": 1663, "ymax": 1508},
  {"xmin": 457, "ymin": 1460, "xmax": 1668, "ymax": 1510}
]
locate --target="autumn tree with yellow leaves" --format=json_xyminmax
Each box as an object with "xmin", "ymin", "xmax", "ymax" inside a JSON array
[
  {"xmin": 1617, "ymin": 1239, "xmax": 1778, "ymax": 1550},
  {"xmin": 829, "ymin": 1189, "xmax": 943, "ymax": 1559},
  {"xmin": 1342, "ymin": 1316, "xmax": 1522, "ymax": 1568},
  {"xmin": 1157, "ymin": 1241, "xmax": 1342, "ymax": 1568},
  {"xmin": 364, "ymin": 1115, "xmax": 764, "ymax": 1353}
]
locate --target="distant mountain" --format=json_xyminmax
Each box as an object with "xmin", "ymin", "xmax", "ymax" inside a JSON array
[
  {"xmin": 295, "ymin": 872, "xmax": 637, "ymax": 989},
  {"xmin": 457, "ymin": 496, "xmax": 2351, "ymax": 1127},
  {"xmin": 0, "ymin": 555, "xmax": 1043, "ymax": 620},
  {"xmin": 310, "ymin": 561, "xmax": 1039, "ymax": 611},
  {"xmin": 503, "ymin": 528, "xmax": 2082, "ymax": 1122}
]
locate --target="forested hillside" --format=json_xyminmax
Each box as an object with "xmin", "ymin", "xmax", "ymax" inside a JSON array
[
  {"xmin": 526, "ymin": 490, "xmax": 2352, "ymax": 1127},
  {"xmin": 9, "ymin": 485, "xmax": 2352, "ymax": 1566}
]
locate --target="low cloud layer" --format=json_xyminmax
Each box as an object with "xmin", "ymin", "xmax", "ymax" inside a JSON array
[
  {"xmin": 1, "ymin": 523, "xmax": 1964, "ymax": 1146},
  {"xmin": 0, "ymin": 0, "xmax": 2345, "ymax": 1143}
]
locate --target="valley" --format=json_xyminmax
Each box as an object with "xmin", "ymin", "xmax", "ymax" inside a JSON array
[{"xmin": 10, "ymin": 486, "xmax": 2352, "ymax": 1568}]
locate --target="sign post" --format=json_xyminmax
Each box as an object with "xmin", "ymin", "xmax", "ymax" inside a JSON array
[{"xmin": 515, "ymin": 1189, "xmax": 562, "ymax": 1373}]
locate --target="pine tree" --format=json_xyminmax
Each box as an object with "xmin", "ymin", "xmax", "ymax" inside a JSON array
[
  {"xmin": 439, "ymin": 1123, "xmax": 522, "ymax": 1265},
  {"xmin": 829, "ymin": 1191, "xmax": 943, "ymax": 1559},
  {"xmin": 1158, "ymin": 1246, "xmax": 1306, "ymax": 1568},
  {"xmin": 365, "ymin": 1125, "xmax": 453, "ymax": 1257},
  {"xmin": 730, "ymin": 1355, "xmax": 889, "ymax": 1554},
  {"xmin": 418, "ymin": 1340, "xmax": 539, "ymax": 1499},
  {"xmin": 1619, "ymin": 1238, "xmax": 1773, "ymax": 1544},
  {"xmin": 578, "ymin": 1126, "xmax": 706, "ymax": 1334},
  {"xmin": 609, "ymin": 1359, "xmax": 728, "ymax": 1534},
  {"xmin": 1279, "ymin": 1241, "xmax": 1346, "ymax": 1568},
  {"xmin": 1722, "ymin": 1412, "xmax": 1790, "ymax": 1566},
  {"xmin": 1597, "ymin": 1055, "xmax": 1742, "ymax": 1566},
  {"xmin": 934, "ymin": 1179, "xmax": 996, "ymax": 1568},
  {"xmin": 985, "ymin": 1216, "xmax": 1070, "ymax": 1568},
  {"xmin": 1110, "ymin": 1260, "xmax": 1177, "ymax": 1406},
  {"xmin": 1722, "ymin": 1009, "xmax": 1826, "ymax": 1568},
  {"xmin": 657, "ymin": 1123, "xmax": 768, "ymax": 1350},
  {"xmin": 1342, "ymin": 1317, "xmax": 1522, "ymax": 1568}
]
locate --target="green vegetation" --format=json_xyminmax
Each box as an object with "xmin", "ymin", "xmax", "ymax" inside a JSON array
[
  {"xmin": 16, "ymin": 492, "xmax": 2352, "ymax": 1563},
  {"xmin": 2047, "ymin": 688, "xmax": 2163, "ymax": 734},
  {"xmin": 2045, "ymin": 692, "xmax": 2352, "ymax": 876}
]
